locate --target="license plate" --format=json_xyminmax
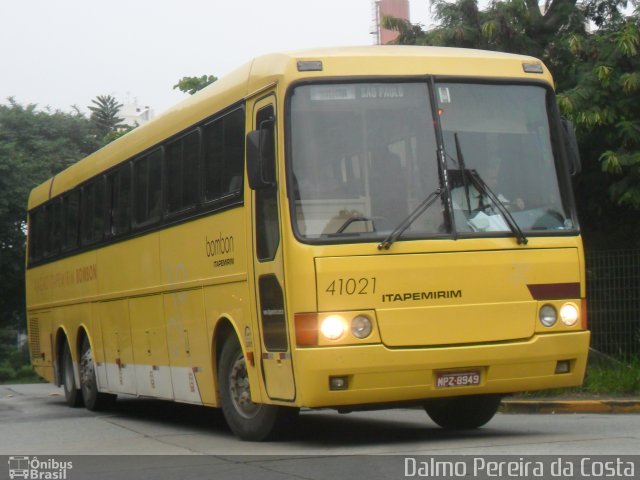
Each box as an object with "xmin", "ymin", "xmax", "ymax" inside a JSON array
[{"xmin": 435, "ymin": 370, "xmax": 481, "ymax": 388}]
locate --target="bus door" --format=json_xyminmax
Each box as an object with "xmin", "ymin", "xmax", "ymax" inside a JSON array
[{"xmin": 249, "ymin": 94, "xmax": 296, "ymax": 401}]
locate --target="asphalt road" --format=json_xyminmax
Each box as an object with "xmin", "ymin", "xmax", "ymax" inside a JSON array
[{"xmin": 1, "ymin": 383, "xmax": 639, "ymax": 479}]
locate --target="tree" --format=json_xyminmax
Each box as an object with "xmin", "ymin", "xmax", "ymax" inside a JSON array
[
  {"xmin": 88, "ymin": 94, "xmax": 127, "ymax": 139},
  {"xmin": 559, "ymin": 13, "xmax": 640, "ymax": 209},
  {"xmin": 0, "ymin": 99, "xmax": 99, "ymax": 333},
  {"xmin": 385, "ymin": 0, "xmax": 591, "ymax": 88},
  {"xmin": 173, "ymin": 75, "xmax": 217, "ymax": 95},
  {"xmin": 554, "ymin": 11, "xmax": 640, "ymax": 247}
]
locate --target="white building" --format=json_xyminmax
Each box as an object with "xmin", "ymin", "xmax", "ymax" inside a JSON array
[{"xmin": 119, "ymin": 100, "xmax": 154, "ymax": 128}]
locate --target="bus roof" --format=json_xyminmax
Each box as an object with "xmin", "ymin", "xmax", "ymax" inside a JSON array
[{"xmin": 28, "ymin": 45, "xmax": 552, "ymax": 210}]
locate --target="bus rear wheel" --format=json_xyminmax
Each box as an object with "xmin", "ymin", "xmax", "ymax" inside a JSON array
[
  {"xmin": 424, "ymin": 394, "xmax": 502, "ymax": 429},
  {"xmin": 79, "ymin": 336, "xmax": 116, "ymax": 411},
  {"xmin": 62, "ymin": 341, "xmax": 83, "ymax": 407},
  {"xmin": 218, "ymin": 335, "xmax": 297, "ymax": 441}
]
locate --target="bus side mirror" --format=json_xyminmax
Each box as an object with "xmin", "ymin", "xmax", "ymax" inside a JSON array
[
  {"xmin": 246, "ymin": 117, "xmax": 276, "ymax": 190},
  {"xmin": 561, "ymin": 117, "xmax": 581, "ymax": 176}
]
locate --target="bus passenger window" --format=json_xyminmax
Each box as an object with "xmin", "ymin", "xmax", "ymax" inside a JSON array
[
  {"xmin": 81, "ymin": 178, "xmax": 106, "ymax": 245},
  {"xmin": 165, "ymin": 130, "xmax": 199, "ymax": 214},
  {"xmin": 203, "ymin": 108, "xmax": 245, "ymax": 203},
  {"xmin": 28, "ymin": 209, "xmax": 44, "ymax": 262},
  {"xmin": 107, "ymin": 165, "xmax": 131, "ymax": 236},
  {"xmin": 48, "ymin": 199, "xmax": 63, "ymax": 256},
  {"xmin": 133, "ymin": 149, "xmax": 162, "ymax": 226},
  {"xmin": 223, "ymin": 110, "xmax": 245, "ymax": 194},
  {"xmin": 43, "ymin": 203, "xmax": 55, "ymax": 258},
  {"xmin": 62, "ymin": 190, "xmax": 80, "ymax": 251}
]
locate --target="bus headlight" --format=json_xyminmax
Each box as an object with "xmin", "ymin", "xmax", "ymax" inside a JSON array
[
  {"xmin": 539, "ymin": 304, "xmax": 557, "ymax": 327},
  {"xmin": 351, "ymin": 315, "xmax": 372, "ymax": 339},
  {"xmin": 295, "ymin": 310, "xmax": 379, "ymax": 346},
  {"xmin": 560, "ymin": 303, "xmax": 579, "ymax": 326},
  {"xmin": 320, "ymin": 315, "xmax": 346, "ymax": 340}
]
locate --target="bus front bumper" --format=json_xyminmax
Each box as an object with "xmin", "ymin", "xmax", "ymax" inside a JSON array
[{"xmin": 291, "ymin": 331, "xmax": 590, "ymax": 408}]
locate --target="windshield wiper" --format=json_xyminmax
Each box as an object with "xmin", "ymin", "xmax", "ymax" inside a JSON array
[
  {"xmin": 378, "ymin": 188, "xmax": 442, "ymax": 250},
  {"xmin": 463, "ymin": 169, "xmax": 528, "ymax": 245},
  {"xmin": 450, "ymin": 132, "xmax": 527, "ymax": 245}
]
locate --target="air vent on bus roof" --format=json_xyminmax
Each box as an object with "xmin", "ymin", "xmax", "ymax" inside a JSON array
[
  {"xmin": 522, "ymin": 62, "xmax": 544, "ymax": 74},
  {"xmin": 297, "ymin": 60, "xmax": 323, "ymax": 72}
]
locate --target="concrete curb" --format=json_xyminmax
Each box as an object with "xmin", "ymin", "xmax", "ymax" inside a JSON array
[{"xmin": 500, "ymin": 399, "xmax": 640, "ymax": 414}]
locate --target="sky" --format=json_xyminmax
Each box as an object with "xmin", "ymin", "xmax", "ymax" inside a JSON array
[{"xmin": 1, "ymin": 0, "xmax": 433, "ymax": 116}]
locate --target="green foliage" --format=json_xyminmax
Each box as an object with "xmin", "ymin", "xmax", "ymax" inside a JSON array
[
  {"xmin": 584, "ymin": 359, "xmax": 640, "ymax": 394},
  {"xmin": 88, "ymin": 94, "xmax": 128, "ymax": 142},
  {"xmin": 0, "ymin": 329, "xmax": 16, "ymax": 359},
  {"xmin": 560, "ymin": 14, "xmax": 640, "ymax": 211},
  {"xmin": 15, "ymin": 365, "xmax": 37, "ymax": 380},
  {"xmin": 518, "ymin": 356, "xmax": 640, "ymax": 397},
  {"xmin": 0, "ymin": 328, "xmax": 40, "ymax": 384},
  {"xmin": 0, "ymin": 366, "xmax": 14, "ymax": 383},
  {"xmin": 173, "ymin": 75, "xmax": 218, "ymax": 95},
  {"xmin": 381, "ymin": 15, "xmax": 428, "ymax": 44},
  {"xmin": 0, "ymin": 99, "xmax": 100, "ymax": 333},
  {"xmin": 387, "ymin": 0, "xmax": 589, "ymax": 82}
]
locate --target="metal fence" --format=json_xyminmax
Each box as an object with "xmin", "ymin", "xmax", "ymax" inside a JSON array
[{"xmin": 586, "ymin": 249, "xmax": 640, "ymax": 359}]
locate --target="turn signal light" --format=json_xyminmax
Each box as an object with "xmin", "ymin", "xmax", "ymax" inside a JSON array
[
  {"xmin": 294, "ymin": 313, "xmax": 318, "ymax": 346},
  {"xmin": 581, "ymin": 299, "xmax": 588, "ymax": 329}
]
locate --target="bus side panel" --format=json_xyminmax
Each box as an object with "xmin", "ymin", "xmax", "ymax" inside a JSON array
[
  {"xmin": 160, "ymin": 208, "xmax": 250, "ymax": 406},
  {"xmin": 98, "ymin": 231, "xmax": 162, "ymax": 396},
  {"xmin": 99, "ymin": 300, "xmax": 137, "ymax": 395},
  {"xmin": 130, "ymin": 295, "xmax": 173, "ymax": 399},
  {"xmin": 27, "ymin": 253, "xmax": 99, "ymax": 310},
  {"xmin": 164, "ymin": 289, "xmax": 211, "ymax": 405},
  {"xmin": 98, "ymin": 234, "xmax": 162, "ymax": 294},
  {"xmin": 204, "ymin": 281, "xmax": 255, "ymax": 404},
  {"xmin": 26, "ymin": 310, "xmax": 54, "ymax": 383},
  {"xmin": 90, "ymin": 302, "xmax": 109, "ymax": 393},
  {"xmin": 27, "ymin": 251, "xmax": 100, "ymax": 385}
]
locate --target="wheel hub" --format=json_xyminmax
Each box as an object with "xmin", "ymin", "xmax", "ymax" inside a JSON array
[
  {"xmin": 229, "ymin": 353, "xmax": 261, "ymax": 418},
  {"xmin": 79, "ymin": 347, "xmax": 95, "ymax": 395}
]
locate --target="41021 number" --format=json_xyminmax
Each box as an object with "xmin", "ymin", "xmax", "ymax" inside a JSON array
[{"xmin": 325, "ymin": 277, "xmax": 377, "ymax": 296}]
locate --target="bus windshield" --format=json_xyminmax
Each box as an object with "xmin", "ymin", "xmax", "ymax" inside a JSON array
[{"xmin": 288, "ymin": 81, "xmax": 576, "ymax": 243}]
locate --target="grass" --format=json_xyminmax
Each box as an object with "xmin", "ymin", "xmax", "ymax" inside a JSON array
[
  {"xmin": 582, "ymin": 359, "xmax": 640, "ymax": 395},
  {"xmin": 519, "ymin": 351, "xmax": 640, "ymax": 398}
]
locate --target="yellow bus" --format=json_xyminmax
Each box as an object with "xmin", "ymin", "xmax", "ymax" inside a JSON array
[{"xmin": 26, "ymin": 46, "xmax": 589, "ymax": 441}]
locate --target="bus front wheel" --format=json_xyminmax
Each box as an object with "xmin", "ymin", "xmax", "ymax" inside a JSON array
[
  {"xmin": 424, "ymin": 394, "xmax": 502, "ymax": 429},
  {"xmin": 218, "ymin": 335, "xmax": 298, "ymax": 441},
  {"xmin": 62, "ymin": 341, "xmax": 83, "ymax": 407},
  {"xmin": 79, "ymin": 336, "xmax": 116, "ymax": 411}
]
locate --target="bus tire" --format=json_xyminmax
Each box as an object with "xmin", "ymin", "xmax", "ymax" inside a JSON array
[
  {"xmin": 79, "ymin": 336, "xmax": 116, "ymax": 411},
  {"xmin": 62, "ymin": 341, "xmax": 83, "ymax": 408},
  {"xmin": 424, "ymin": 394, "xmax": 502, "ymax": 429},
  {"xmin": 218, "ymin": 334, "xmax": 298, "ymax": 441}
]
